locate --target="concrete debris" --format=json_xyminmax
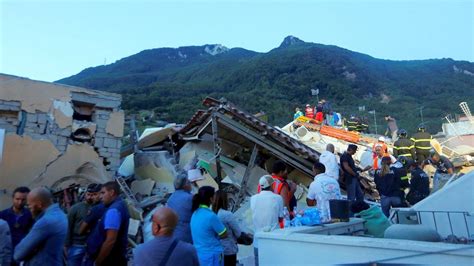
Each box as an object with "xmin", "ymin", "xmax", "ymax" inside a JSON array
[
  {"xmin": 131, "ymin": 179, "xmax": 156, "ymax": 197},
  {"xmin": 52, "ymin": 100, "xmax": 74, "ymax": 128}
]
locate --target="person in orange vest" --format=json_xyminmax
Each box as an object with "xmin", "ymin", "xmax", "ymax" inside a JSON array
[
  {"xmin": 258, "ymin": 160, "xmax": 297, "ymax": 214},
  {"xmin": 304, "ymin": 104, "xmax": 314, "ymax": 119},
  {"xmin": 373, "ymin": 146, "xmax": 396, "ymax": 171},
  {"xmin": 314, "ymin": 101, "xmax": 324, "ymax": 123},
  {"xmin": 372, "ymin": 136, "xmax": 388, "ymax": 159}
]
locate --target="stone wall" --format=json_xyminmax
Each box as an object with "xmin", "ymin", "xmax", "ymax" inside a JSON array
[{"xmin": 0, "ymin": 74, "xmax": 124, "ymax": 199}]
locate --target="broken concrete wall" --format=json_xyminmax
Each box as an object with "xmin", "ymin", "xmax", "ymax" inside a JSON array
[{"xmin": 0, "ymin": 74, "xmax": 124, "ymax": 208}]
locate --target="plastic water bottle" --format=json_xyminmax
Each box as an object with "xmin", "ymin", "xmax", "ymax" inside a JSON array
[
  {"xmin": 294, "ymin": 213, "xmax": 303, "ymax": 227},
  {"xmin": 283, "ymin": 207, "xmax": 291, "ymax": 227}
]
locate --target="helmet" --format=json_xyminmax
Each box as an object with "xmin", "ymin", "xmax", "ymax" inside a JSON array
[
  {"xmin": 398, "ymin": 129, "xmax": 407, "ymax": 137},
  {"xmin": 378, "ymin": 136, "xmax": 386, "ymax": 142},
  {"xmin": 306, "ymin": 104, "xmax": 310, "ymax": 107},
  {"xmin": 397, "ymin": 156, "xmax": 412, "ymax": 167},
  {"xmin": 418, "ymin": 125, "xmax": 425, "ymax": 132}
]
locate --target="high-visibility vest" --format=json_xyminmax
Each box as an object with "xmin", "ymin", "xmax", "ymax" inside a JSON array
[
  {"xmin": 373, "ymin": 154, "xmax": 390, "ymax": 170},
  {"xmin": 347, "ymin": 118, "xmax": 359, "ymax": 131},
  {"xmin": 315, "ymin": 112, "xmax": 324, "ymax": 122},
  {"xmin": 411, "ymin": 132, "xmax": 432, "ymax": 150},
  {"xmin": 257, "ymin": 175, "xmax": 288, "ymax": 196},
  {"xmin": 305, "ymin": 107, "xmax": 314, "ymax": 119},
  {"xmin": 393, "ymin": 138, "xmax": 415, "ymax": 158},
  {"xmin": 372, "ymin": 142, "xmax": 388, "ymax": 159}
]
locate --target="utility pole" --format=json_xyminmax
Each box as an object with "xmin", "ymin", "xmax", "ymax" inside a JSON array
[
  {"xmin": 369, "ymin": 110, "xmax": 377, "ymax": 134},
  {"xmin": 419, "ymin": 106, "xmax": 424, "ymax": 125}
]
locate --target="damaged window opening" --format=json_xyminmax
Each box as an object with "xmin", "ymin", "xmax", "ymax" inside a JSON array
[
  {"xmin": 103, "ymin": 157, "xmax": 111, "ymax": 166},
  {"xmin": 72, "ymin": 101, "xmax": 95, "ymax": 122},
  {"xmin": 71, "ymin": 128, "xmax": 92, "ymax": 142},
  {"xmin": 0, "ymin": 110, "xmax": 19, "ymax": 119}
]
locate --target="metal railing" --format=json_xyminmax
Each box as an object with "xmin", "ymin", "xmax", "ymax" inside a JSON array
[{"xmin": 393, "ymin": 209, "xmax": 472, "ymax": 240}]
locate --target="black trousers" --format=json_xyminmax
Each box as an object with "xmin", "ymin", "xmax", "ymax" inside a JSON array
[
  {"xmin": 224, "ymin": 254, "xmax": 237, "ymax": 266},
  {"xmin": 416, "ymin": 150, "xmax": 430, "ymax": 163}
]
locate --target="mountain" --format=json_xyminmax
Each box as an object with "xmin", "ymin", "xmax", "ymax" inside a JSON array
[{"xmin": 57, "ymin": 37, "xmax": 474, "ymax": 134}]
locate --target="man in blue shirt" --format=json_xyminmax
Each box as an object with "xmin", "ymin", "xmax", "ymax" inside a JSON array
[
  {"xmin": 0, "ymin": 187, "xmax": 34, "ymax": 253},
  {"xmin": 86, "ymin": 181, "xmax": 129, "ymax": 266},
  {"xmin": 190, "ymin": 186, "xmax": 227, "ymax": 266},
  {"xmin": 0, "ymin": 218, "xmax": 12, "ymax": 266},
  {"xmin": 133, "ymin": 207, "xmax": 199, "ymax": 266},
  {"xmin": 14, "ymin": 187, "xmax": 68, "ymax": 266},
  {"xmin": 167, "ymin": 173, "xmax": 193, "ymax": 243},
  {"xmin": 79, "ymin": 202, "xmax": 106, "ymax": 236}
]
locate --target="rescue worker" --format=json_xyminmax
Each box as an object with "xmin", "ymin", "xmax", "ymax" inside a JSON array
[
  {"xmin": 372, "ymin": 136, "xmax": 388, "ymax": 159},
  {"xmin": 258, "ymin": 161, "xmax": 297, "ymax": 215},
  {"xmin": 347, "ymin": 115, "xmax": 359, "ymax": 132},
  {"xmin": 406, "ymin": 161, "xmax": 430, "ymax": 205},
  {"xmin": 393, "ymin": 129, "xmax": 416, "ymax": 160},
  {"xmin": 304, "ymin": 104, "xmax": 314, "ymax": 119},
  {"xmin": 374, "ymin": 157, "xmax": 403, "ymax": 217},
  {"xmin": 359, "ymin": 117, "xmax": 369, "ymax": 133},
  {"xmin": 373, "ymin": 146, "xmax": 395, "ymax": 171},
  {"xmin": 423, "ymin": 152, "xmax": 454, "ymax": 192},
  {"xmin": 293, "ymin": 107, "xmax": 304, "ymax": 120},
  {"xmin": 384, "ymin": 115, "xmax": 399, "ymax": 141},
  {"xmin": 391, "ymin": 156, "xmax": 411, "ymax": 190},
  {"xmin": 391, "ymin": 156, "xmax": 411, "ymax": 206},
  {"xmin": 411, "ymin": 125, "xmax": 432, "ymax": 162}
]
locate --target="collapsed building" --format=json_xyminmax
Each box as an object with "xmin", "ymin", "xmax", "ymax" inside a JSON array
[{"xmin": 0, "ymin": 74, "xmax": 124, "ymax": 208}]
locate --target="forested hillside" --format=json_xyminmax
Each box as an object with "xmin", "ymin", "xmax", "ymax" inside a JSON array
[{"xmin": 58, "ymin": 36, "xmax": 474, "ymax": 134}]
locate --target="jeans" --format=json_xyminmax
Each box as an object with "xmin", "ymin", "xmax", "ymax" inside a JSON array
[
  {"xmin": 197, "ymin": 251, "xmax": 224, "ymax": 266},
  {"xmin": 254, "ymin": 248, "xmax": 259, "ymax": 266},
  {"xmin": 224, "ymin": 254, "xmax": 236, "ymax": 266},
  {"xmin": 67, "ymin": 245, "xmax": 86, "ymax": 266},
  {"xmin": 346, "ymin": 177, "xmax": 364, "ymax": 202},
  {"xmin": 391, "ymin": 130, "xmax": 398, "ymax": 142},
  {"xmin": 433, "ymin": 172, "xmax": 452, "ymax": 192},
  {"xmin": 380, "ymin": 195, "xmax": 402, "ymax": 217}
]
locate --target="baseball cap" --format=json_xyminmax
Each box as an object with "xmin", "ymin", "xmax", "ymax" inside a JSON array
[{"xmin": 259, "ymin": 175, "xmax": 274, "ymax": 189}]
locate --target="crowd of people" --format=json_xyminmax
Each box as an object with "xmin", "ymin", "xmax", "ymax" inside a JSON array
[
  {"xmin": 340, "ymin": 132, "xmax": 455, "ymax": 218},
  {"xmin": 0, "ymin": 182, "xmax": 131, "ymax": 266},
  {"xmin": 0, "ymin": 129, "xmax": 457, "ymax": 266},
  {"xmin": 294, "ymin": 99, "xmax": 342, "ymax": 126}
]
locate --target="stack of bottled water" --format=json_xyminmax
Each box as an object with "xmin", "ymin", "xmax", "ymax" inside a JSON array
[{"xmin": 283, "ymin": 207, "xmax": 291, "ymax": 228}]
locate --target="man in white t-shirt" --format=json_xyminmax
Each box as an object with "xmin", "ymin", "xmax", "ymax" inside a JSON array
[
  {"xmin": 318, "ymin": 144, "xmax": 340, "ymax": 180},
  {"xmin": 306, "ymin": 162, "xmax": 342, "ymax": 222},
  {"xmin": 250, "ymin": 175, "xmax": 284, "ymax": 266}
]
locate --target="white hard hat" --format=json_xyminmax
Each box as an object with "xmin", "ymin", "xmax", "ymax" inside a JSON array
[{"xmin": 378, "ymin": 136, "xmax": 386, "ymax": 142}]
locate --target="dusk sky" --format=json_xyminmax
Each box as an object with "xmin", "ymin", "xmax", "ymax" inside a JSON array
[{"xmin": 1, "ymin": 0, "xmax": 473, "ymax": 82}]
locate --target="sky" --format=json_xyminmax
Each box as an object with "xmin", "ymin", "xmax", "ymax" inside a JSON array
[{"xmin": 0, "ymin": 0, "xmax": 473, "ymax": 82}]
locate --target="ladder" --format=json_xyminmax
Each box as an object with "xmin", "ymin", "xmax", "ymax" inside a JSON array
[
  {"xmin": 115, "ymin": 176, "xmax": 138, "ymax": 204},
  {"xmin": 459, "ymin": 102, "xmax": 474, "ymax": 124}
]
